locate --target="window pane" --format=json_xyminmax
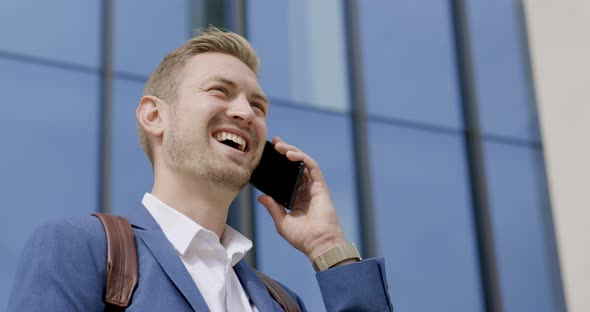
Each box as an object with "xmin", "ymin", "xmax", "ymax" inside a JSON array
[
  {"xmin": 369, "ymin": 122, "xmax": 483, "ymax": 311},
  {"xmin": 359, "ymin": 1, "xmax": 463, "ymax": 130},
  {"xmin": 255, "ymin": 105, "xmax": 359, "ymax": 311},
  {"xmin": 114, "ymin": 0, "xmax": 193, "ymax": 76},
  {"xmin": 0, "ymin": 0, "xmax": 101, "ymax": 68},
  {"xmin": 483, "ymin": 141, "xmax": 558, "ymax": 311},
  {"xmin": 467, "ymin": 0, "xmax": 540, "ymax": 141},
  {"xmin": 110, "ymin": 78, "xmax": 153, "ymax": 216},
  {"xmin": 0, "ymin": 60, "xmax": 100, "ymax": 307},
  {"xmin": 247, "ymin": 0, "xmax": 350, "ymax": 112}
]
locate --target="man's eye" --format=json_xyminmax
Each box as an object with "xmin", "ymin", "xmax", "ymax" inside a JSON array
[
  {"xmin": 251, "ymin": 103, "xmax": 265, "ymax": 114},
  {"xmin": 211, "ymin": 87, "xmax": 228, "ymax": 94}
]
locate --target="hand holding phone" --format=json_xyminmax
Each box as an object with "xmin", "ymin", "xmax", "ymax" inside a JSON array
[
  {"xmin": 255, "ymin": 137, "xmax": 350, "ymax": 261},
  {"xmin": 249, "ymin": 141, "xmax": 305, "ymax": 210}
]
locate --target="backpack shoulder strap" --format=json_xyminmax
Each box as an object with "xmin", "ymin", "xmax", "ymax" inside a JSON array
[
  {"xmin": 92, "ymin": 212, "xmax": 300, "ymax": 312},
  {"xmin": 255, "ymin": 270, "xmax": 301, "ymax": 312},
  {"xmin": 92, "ymin": 213, "xmax": 138, "ymax": 309}
]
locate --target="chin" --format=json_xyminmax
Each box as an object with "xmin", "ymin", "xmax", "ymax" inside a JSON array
[{"xmin": 204, "ymin": 165, "xmax": 251, "ymax": 193}]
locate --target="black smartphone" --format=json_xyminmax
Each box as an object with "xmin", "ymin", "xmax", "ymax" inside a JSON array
[{"xmin": 249, "ymin": 141, "xmax": 305, "ymax": 210}]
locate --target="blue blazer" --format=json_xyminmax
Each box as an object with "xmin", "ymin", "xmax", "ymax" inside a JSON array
[{"xmin": 8, "ymin": 206, "xmax": 393, "ymax": 311}]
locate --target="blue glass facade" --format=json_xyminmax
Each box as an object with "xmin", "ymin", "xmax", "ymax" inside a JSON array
[
  {"xmin": 110, "ymin": 78, "xmax": 153, "ymax": 216},
  {"xmin": 359, "ymin": 0, "xmax": 464, "ymax": 130},
  {"xmin": 0, "ymin": 60, "xmax": 100, "ymax": 305},
  {"xmin": 248, "ymin": 0, "xmax": 350, "ymax": 112},
  {"xmin": 483, "ymin": 142, "xmax": 555, "ymax": 311},
  {"xmin": 113, "ymin": 0, "xmax": 191, "ymax": 77},
  {"xmin": 466, "ymin": 0, "xmax": 540, "ymax": 141},
  {"xmin": 369, "ymin": 122, "xmax": 483, "ymax": 311},
  {"xmin": 1, "ymin": 1, "xmax": 564, "ymax": 311},
  {"xmin": 0, "ymin": 0, "xmax": 102, "ymax": 68}
]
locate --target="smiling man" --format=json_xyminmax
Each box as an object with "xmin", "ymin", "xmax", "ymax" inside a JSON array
[{"xmin": 8, "ymin": 28, "xmax": 393, "ymax": 311}]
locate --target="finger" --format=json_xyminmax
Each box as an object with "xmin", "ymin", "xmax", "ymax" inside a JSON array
[
  {"xmin": 274, "ymin": 142, "xmax": 302, "ymax": 155},
  {"xmin": 257, "ymin": 195, "xmax": 287, "ymax": 231},
  {"xmin": 285, "ymin": 150, "xmax": 325, "ymax": 182},
  {"xmin": 272, "ymin": 136, "xmax": 282, "ymax": 145},
  {"xmin": 302, "ymin": 167, "xmax": 311, "ymax": 182},
  {"xmin": 272, "ymin": 137, "xmax": 323, "ymax": 182},
  {"xmin": 272, "ymin": 136, "xmax": 302, "ymax": 154},
  {"xmin": 271, "ymin": 136, "xmax": 292, "ymax": 147},
  {"xmin": 298, "ymin": 165, "xmax": 311, "ymax": 183}
]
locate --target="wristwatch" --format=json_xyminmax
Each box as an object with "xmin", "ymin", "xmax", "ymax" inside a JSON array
[{"xmin": 312, "ymin": 243, "xmax": 362, "ymax": 272}]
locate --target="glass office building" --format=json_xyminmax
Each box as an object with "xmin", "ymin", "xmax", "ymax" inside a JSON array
[{"xmin": 0, "ymin": 1, "xmax": 566, "ymax": 311}]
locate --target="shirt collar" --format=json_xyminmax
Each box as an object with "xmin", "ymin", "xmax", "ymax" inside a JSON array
[
  {"xmin": 221, "ymin": 225, "xmax": 254, "ymax": 266},
  {"xmin": 141, "ymin": 193, "xmax": 252, "ymax": 264}
]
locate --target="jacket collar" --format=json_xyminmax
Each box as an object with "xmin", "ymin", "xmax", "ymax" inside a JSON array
[
  {"xmin": 125, "ymin": 205, "xmax": 277, "ymax": 311},
  {"xmin": 127, "ymin": 205, "xmax": 209, "ymax": 311},
  {"xmin": 234, "ymin": 260, "xmax": 279, "ymax": 312},
  {"xmin": 127, "ymin": 202, "xmax": 161, "ymax": 231}
]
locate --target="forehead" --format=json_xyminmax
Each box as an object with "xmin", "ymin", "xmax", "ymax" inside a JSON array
[{"xmin": 180, "ymin": 52, "xmax": 263, "ymax": 93}]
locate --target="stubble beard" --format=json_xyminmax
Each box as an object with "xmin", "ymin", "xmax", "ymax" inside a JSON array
[{"xmin": 166, "ymin": 119, "xmax": 253, "ymax": 193}]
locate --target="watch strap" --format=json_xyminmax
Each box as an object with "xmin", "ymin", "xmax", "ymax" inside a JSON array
[{"xmin": 312, "ymin": 243, "xmax": 361, "ymax": 272}]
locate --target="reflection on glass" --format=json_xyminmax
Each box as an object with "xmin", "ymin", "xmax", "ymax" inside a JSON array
[
  {"xmin": 369, "ymin": 121, "xmax": 483, "ymax": 312},
  {"xmin": 247, "ymin": 0, "xmax": 350, "ymax": 112}
]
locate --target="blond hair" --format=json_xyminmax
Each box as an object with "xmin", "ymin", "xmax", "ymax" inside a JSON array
[{"xmin": 138, "ymin": 27, "xmax": 260, "ymax": 165}]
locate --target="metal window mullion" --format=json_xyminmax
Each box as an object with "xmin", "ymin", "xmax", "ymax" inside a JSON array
[
  {"xmin": 98, "ymin": 0, "xmax": 114, "ymax": 214},
  {"xmin": 343, "ymin": 0, "xmax": 377, "ymax": 259},
  {"xmin": 450, "ymin": 1, "xmax": 502, "ymax": 311}
]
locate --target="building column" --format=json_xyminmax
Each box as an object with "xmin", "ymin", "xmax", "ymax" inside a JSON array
[{"xmin": 523, "ymin": 2, "xmax": 590, "ymax": 311}]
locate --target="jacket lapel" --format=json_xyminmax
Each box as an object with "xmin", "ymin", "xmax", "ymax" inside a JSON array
[
  {"xmin": 128, "ymin": 206, "xmax": 209, "ymax": 312},
  {"xmin": 234, "ymin": 260, "xmax": 279, "ymax": 312}
]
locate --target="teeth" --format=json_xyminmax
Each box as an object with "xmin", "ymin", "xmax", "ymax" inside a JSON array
[{"xmin": 214, "ymin": 131, "xmax": 246, "ymax": 151}]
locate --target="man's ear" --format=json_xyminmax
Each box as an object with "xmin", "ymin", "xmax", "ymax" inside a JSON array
[{"xmin": 136, "ymin": 95, "xmax": 166, "ymax": 139}]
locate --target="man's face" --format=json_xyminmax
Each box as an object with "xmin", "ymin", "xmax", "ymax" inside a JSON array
[{"xmin": 163, "ymin": 52, "xmax": 268, "ymax": 192}]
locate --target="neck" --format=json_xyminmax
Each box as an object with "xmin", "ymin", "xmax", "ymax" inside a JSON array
[{"xmin": 151, "ymin": 166, "xmax": 238, "ymax": 239}]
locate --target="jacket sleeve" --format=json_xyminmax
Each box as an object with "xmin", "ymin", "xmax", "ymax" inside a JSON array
[
  {"xmin": 316, "ymin": 257, "xmax": 394, "ymax": 311},
  {"xmin": 6, "ymin": 216, "xmax": 108, "ymax": 312}
]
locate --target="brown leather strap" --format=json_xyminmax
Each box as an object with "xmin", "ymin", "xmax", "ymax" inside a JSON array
[
  {"xmin": 92, "ymin": 213, "xmax": 299, "ymax": 311},
  {"xmin": 256, "ymin": 271, "xmax": 301, "ymax": 312},
  {"xmin": 92, "ymin": 213, "xmax": 138, "ymax": 308}
]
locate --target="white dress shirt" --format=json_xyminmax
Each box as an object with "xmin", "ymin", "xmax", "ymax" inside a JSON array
[{"xmin": 142, "ymin": 193, "xmax": 259, "ymax": 312}]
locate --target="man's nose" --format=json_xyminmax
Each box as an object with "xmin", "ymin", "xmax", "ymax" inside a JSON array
[{"xmin": 226, "ymin": 95, "xmax": 255, "ymax": 126}]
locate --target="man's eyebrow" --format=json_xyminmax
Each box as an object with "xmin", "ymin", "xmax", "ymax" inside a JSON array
[
  {"xmin": 204, "ymin": 75, "xmax": 236, "ymax": 88},
  {"xmin": 205, "ymin": 75, "xmax": 269, "ymax": 105}
]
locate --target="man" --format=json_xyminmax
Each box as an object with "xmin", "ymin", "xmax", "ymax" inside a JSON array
[{"xmin": 8, "ymin": 28, "xmax": 392, "ymax": 311}]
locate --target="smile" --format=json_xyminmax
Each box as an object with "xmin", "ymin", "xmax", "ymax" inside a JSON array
[{"xmin": 213, "ymin": 131, "xmax": 247, "ymax": 152}]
